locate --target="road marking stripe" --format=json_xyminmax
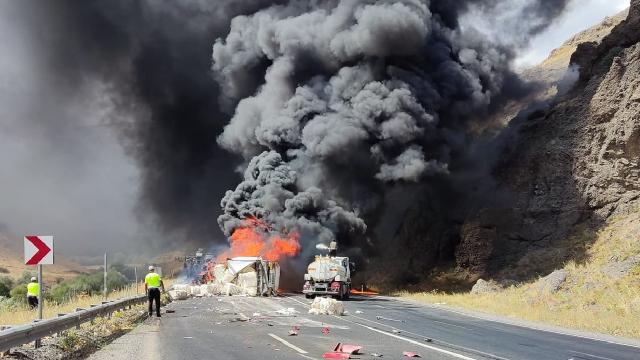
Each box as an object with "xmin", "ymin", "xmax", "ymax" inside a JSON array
[
  {"xmin": 282, "ymin": 295, "xmax": 478, "ymax": 360},
  {"xmin": 337, "ymin": 316, "xmax": 477, "ymax": 360},
  {"xmin": 268, "ymin": 333, "xmax": 309, "ymax": 354},
  {"xmin": 568, "ymin": 350, "xmax": 616, "ymax": 360},
  {"xmin": 342, "ymin": 313, "xmax": 509, "ymax": 360},
  {"xmin": 420, "ymin": 302, "xmax": 640, "ymax": 350}
]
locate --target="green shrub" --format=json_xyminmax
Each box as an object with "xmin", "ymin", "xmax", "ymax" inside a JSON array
[
  {"xmin": 10, "ymin": 284, "xmax": 27, "ymax": 303},
  {"xmin": 48, "ymin": 268, "xmax": 129, "ymax": 305},
  {"xmin": 0, "ymin": 276, "xmax": 14, "ymax": 297}
]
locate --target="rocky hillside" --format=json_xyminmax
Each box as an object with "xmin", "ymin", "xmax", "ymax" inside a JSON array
[
  {"xmin": 456, "ymin": 0, "xmax": 640, "ymax": 279},
  {"xmin": 522, "ymin": 10, "xmax": 628, "ymax": 86}
]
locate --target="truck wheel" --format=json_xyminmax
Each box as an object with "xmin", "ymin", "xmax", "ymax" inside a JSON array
[
  {"xmin": 343, "ymin": 288, "xmax": 350, "ymax": 300},
  {"xmin": 305, "ymin": 294, "xmax": 315, "ymax": 299}
]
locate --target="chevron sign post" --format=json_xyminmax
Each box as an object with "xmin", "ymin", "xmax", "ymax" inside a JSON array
[
  {"xmin": 24, "ymin": 236, "xmax": 54, "ymax": 265},
  {"xmin": 24, "ymin": 235, "xmax": 53, "ymax": 325}
]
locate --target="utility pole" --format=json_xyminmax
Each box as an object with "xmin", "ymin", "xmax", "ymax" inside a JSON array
[
  {"xmin": 134, "ymin": 266, "xmax": 138, "ymax": 294},
  {"xmin": 103, "ymin": 253, "xmax": 107, "ymax": 301}
]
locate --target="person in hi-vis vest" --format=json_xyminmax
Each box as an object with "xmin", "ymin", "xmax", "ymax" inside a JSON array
[
  {"xmin": 145, "ymin": 266, "xmax": 164, "ymax": 317},
  {"xmin": 27, "ymin": 277, "xmax": 39, "ymax": 309}
]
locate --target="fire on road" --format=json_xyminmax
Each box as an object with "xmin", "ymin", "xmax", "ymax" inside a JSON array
[{"xmin": 87, "ymin": 294, "xmax": 640, "ymax": 360}]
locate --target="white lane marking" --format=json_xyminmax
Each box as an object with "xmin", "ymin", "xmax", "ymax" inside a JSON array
[
  {"xmin": 568, "ymin": 350, "xmax": 616, "ymax": 360},
  {"xmin": 268, "ymin": 333, "xmax": 309, "ymax": 354},
  {"xmin": 338, "ymin": 316, "xmax": 477, "ymax": 360},
  {"xmin": 341, "ymin": 312, "xmax": 508, "ymax": 360},
  {"xmin": 420, "ymin": 302, "xmax": 640, "ymax": 350},
  {"xmin": 282, "ymin": 295, "xmax": 479, "ymax": 360}
]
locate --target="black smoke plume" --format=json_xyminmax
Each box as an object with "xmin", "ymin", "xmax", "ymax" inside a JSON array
[
  {"xmin": 212, "ymin": 0, "xmax": 570, "ymax": 262},
  {"xmin": 9, "ymin": 1, "xmax": 570, "ymax": 266}
]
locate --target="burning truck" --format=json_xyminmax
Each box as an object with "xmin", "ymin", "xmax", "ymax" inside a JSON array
[
  {"xmin": 169, "ymin": 256, "xmax": 280, "ymax": 299},
  {"xmin": 303, "ymin": 241, "xmax": 354, "ymax": 300}
]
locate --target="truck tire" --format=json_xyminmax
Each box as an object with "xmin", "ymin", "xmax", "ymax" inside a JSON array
[
  {"xmin": 305, "ymin": 294, "xmax": 315, "ymax": 299},
  {"xmin": 343, "ymin": 287, "xmax": 350, "ymax": 300}
]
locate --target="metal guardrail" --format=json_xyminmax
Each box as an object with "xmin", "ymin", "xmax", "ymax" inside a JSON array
[{"xmin": 0, "ymin": 295, "xmax": 146, "ymax": 353}]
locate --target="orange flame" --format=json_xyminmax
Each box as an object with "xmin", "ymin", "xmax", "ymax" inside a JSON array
[{"xmin": 217, "ymin": 217, "xmax": 300, "ymax": 262}]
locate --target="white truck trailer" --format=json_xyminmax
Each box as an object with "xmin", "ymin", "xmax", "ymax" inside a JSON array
[{"xmin": 302, "ymin": 242, "xmax": 352, "ymax": 299}]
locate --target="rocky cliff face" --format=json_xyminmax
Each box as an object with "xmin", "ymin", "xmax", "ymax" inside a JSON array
[{"xmin": 456, "ymin": 0, "xmax": 640, "ymax": 278}]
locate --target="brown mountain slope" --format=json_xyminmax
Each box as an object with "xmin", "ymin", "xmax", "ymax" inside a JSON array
[{"xmin": 457, "ymin": 0, "xmax": 640, "ymax": 279}]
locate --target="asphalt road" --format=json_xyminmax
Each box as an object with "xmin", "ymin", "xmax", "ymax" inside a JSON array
[{"xmin": 88, "ymin": 294, "xmax": 640, "ymax": 360}]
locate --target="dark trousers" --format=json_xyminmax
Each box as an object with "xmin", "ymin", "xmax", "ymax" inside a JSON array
[
  {"xmin": 27, "ymin": 296, "xmax": 38, "ymax": 309},
  {"xmin": 148, "ymin": 288, "xmax": 161, "ymax": 317}
]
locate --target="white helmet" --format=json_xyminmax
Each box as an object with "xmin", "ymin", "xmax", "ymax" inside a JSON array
[
  {"xmin": 148, "ymin": 265, "xmax": 155, "ymax": 271},
  {"xmin": 30, "ymin": 277, "xmax": 37, "ymax": 282}
]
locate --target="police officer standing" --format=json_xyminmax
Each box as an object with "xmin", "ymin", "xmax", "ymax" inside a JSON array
[
  {"xmin": 27, "ymin": 276, "xmax": 39, "ymax": 309},
  {"xmin": 145, "ymin": 266, "xmax": 164, "ymax": 317}
]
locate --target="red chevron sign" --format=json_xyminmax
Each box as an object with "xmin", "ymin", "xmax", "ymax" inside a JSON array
[{"xmin": 24, "ymin": 236, "xmax": 54, "ymax": 265}]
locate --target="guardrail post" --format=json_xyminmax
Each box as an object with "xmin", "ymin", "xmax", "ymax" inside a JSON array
[
  {"xmin": 1, "ymin": 325, "xmax": 10, "ymax": 356},
  {"xmin": 90, "ymin": 305, "xmax": 98, "ymax": 324},
  {"xmin": 75, "ymin": 308, "xmax": 83, "ymax": 329},
  {"xmin": 33, "ymin": 320, "xmax": 41, "ymax": 348},
  {"xmin": 101, "ymin": 301, "xmax": 112, "ymax": 319},
  {"xmin": 56, "ymin": 314, "xmax": 66, "ymax": 337}
]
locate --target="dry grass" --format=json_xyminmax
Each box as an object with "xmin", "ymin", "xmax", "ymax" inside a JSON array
[
  {"xmin": 0, "ymin": 283, "xmax": 148, "ymax": 326},
  {"xmin": 400, "ymin": 211, "xmax": 640, "ymax": 339}
]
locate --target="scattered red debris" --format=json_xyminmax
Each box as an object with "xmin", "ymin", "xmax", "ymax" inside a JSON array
[
  {"xmin": 321, "ymin": 327, "xmax": 331, "ymax": 335},
  {"xmin": 403, "ymin": 351, "xmax": 421, "ymax": 357},
  {"xmin": 323, "ymin": 352, "xmax": 351, "ymax": 359},
  {"xmin": 289, "ymin": 326, "xmax": 300, "ymax": 336},
  {"xmin": 333, "ymin": 343, "xmax": 362, "ymax": 354}
]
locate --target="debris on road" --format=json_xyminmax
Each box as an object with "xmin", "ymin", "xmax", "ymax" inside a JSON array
[
  {"xmin": 424, "ymin": 338, "xmax": 432, "ymax": 342},
  {"xmin": 354, "ymin": 310, "xmax": 363, "ymax": 314},
  {"xmin": 321, "ymin": 326, "xmax": 331, "ymax": 335},
  {"xmin": 289, "ymin": 326, "xmax": 300, "ymax": 336},
  {"xmin": 376, "ymin": 315, "xmax": 405, "ymax": 322},
  {"xmin": 391, "ymin": 329, "xmax": 402, "ymax": 334},
  {"xmin": 275, "ymin": 307, "xmax": 299, "ymax": 316},
  {"xmin": 334, "ymin": 343, "xmax": 362, "ymax": 354},
  {"xmin": 402, "ymin": 351, "xmax": 421, "ymax": 357},
  {"xmin": 370, "ymin": 353, "xmax": 383, "ymax": 357},
  {"xmin": 165, "ymin": 309, "xmax": 176, "ymax": 314},
  {"xmin": 323, "ymin": 352, "xmax": 351, "ymax": 359},
  {"xmin": 309, "ymin": 297, "xmax": 345, "ymax": 315}
]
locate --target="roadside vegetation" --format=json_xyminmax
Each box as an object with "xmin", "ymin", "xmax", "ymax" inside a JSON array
[
  {"xmin": 400, "ymin": 211, "xmax": 640, "ymax": 339},
  {"xmin": 0, "ymin": 265, "xmax": 145, "ymax": 325}
]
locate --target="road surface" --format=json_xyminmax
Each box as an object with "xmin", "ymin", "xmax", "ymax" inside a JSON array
[{"xmin": 88, "ymin": 294, "xmax": 640, "ymax": 360}]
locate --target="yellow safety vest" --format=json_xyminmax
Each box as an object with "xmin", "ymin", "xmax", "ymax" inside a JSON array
[
  {"xmin": 27, "ymin": 282, "xmax": 39, "ymax": 297},
  {"xmin": 145, "ymin": 272, "xmax": 161, "ymax": 288}
]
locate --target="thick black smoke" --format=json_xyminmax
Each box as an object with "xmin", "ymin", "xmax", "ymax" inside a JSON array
[
  {"xmin": 11, "ymin": 0, "xmax": 288, "ymax": 247},
  {"xmin": 212, "ymin": 0, "xmax": 571, "ymax": 256},
  {"xmin": 9, "ymin": 1, "xmax": 570, "ymax": 261},
  {"xmin": 218, "ymin": 151, "xmax": 366, "ymax": 245}
]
